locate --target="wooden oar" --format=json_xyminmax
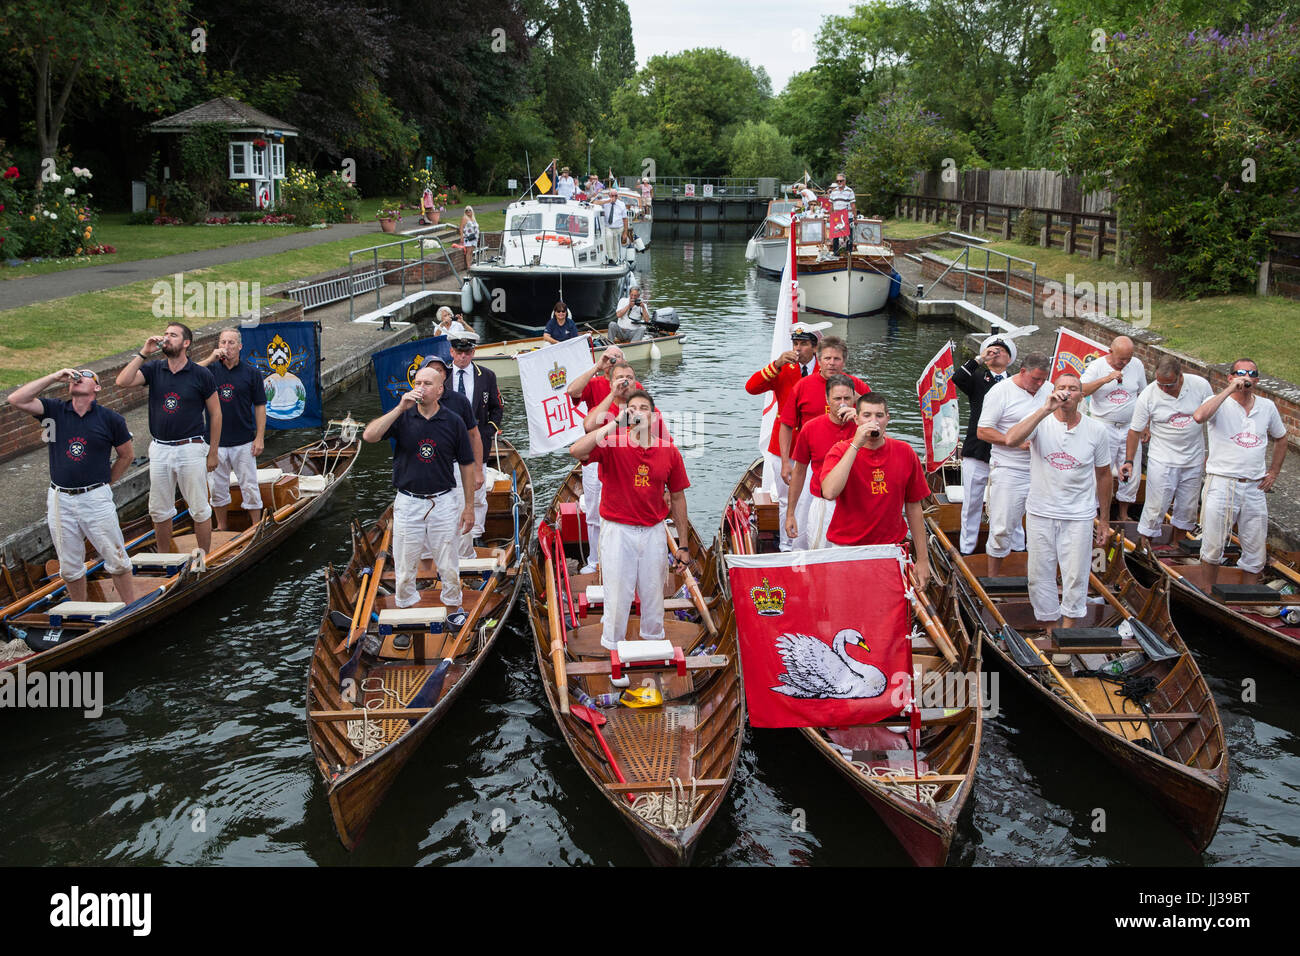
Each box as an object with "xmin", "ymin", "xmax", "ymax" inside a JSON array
[
  {"xmin": 665, "ymin": 523, "xmax": 717, "ymax": 637},
  {"xmin": 542, "ymin": 532, "xmax": 570, "ymax": 715},
  {"xmin": 333, "ymin": 523, "xmax": 392, "ymax": 655},
  {"xmin": 570, "ymin": 704, "xmax": 635, "ymax": 804},
  {"xmin": 907, "ymin": 569, "xmax": 958, "ymax": 665},
  {"xmin": 928, "ymin": 520, "xmax": 1092, "ymax": 716}
]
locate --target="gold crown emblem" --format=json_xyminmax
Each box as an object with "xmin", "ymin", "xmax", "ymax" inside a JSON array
[
  {"xmin": 750, "ymin": 577, "xmax": 786, "ymax": 616},
  {"xmin": 548, "ymin": 361, "xmax": 567, "ymax": 390}
]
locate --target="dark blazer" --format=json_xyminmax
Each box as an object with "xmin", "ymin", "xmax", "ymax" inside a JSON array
[
  {"xmin": 952, "ymin": 358, "xmax": 1005, "ymax": 463},
  {"xmin": 450, "ymin": 362, "xmax": 504, "ymax": 447}
]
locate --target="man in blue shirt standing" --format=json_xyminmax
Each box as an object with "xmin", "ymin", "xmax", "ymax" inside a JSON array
[
  {"xmin": 362, "ymin": 364, "xmax": 476, "ymax": 627},
  {"xmin": 197, "ymin": 327, "xmax": 267, "ymax": 530},
  {"xmin": 9, "ymin": 366, "xmax": 137, "ymax": 603},
  {"xmin": 116, "ymin": 322, "xmax": 221, "ymax": 555}
]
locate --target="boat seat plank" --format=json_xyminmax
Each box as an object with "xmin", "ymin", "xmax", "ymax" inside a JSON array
[
  {"xmin": 605, "ymin": 779, "xmax": 729, "ymax": 793},
  {"xmin": 1063, "ymin": 674, "xmax": 1152, "ymax": 743},
  {"xmin": 373, "ymin": 589, "xmax": 489, "ymax": 612},
  {"xmin": 47, "ymin": 600, "xmax": 125, "ymax": 618},
  {"xmin": 978, "ymin": 576, "xmax": 1029, "ymax": 594},
  {"xmin": 170, "ymin": 531, "xmax": 242, "ymax": 554},
  {"xmin": 1053, "ymin": 627, "xmax": 1124, "ymax": 649},
  {"xmin": 1093, "ymin": 712, "xmax": 1200, "ymax": 722},
  {"xmin": 311, "ymin": 707, "xmax": 434, "ymax": 721},
  {"xmin": 379, "ymin": 606, "xmax": 447, "ymax": 626},
  {"xmin": 566, "ymin": 618, "xmax": 703, "ymax": 659},
  {"xmin": 1211, "ymin": 583, "xmax": 1300, "ymax": 604},
  {"xmin": 566, "ymin": 654, "xmax": 728, "ymax": 677},
  {"xmin": 128, "ymin": 552, "xmax": 196, "ymax": 567}
]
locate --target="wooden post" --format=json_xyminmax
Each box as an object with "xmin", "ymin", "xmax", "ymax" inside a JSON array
[
  {"xmin": 1064, "ymin": 214, "xmax": 1076, "ymax": 255},
  {"xmin": 1040, "ymin": 211, "xmax": 1052, "ymax": 249}
]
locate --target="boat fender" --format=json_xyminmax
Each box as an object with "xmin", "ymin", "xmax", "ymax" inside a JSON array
[
  {"xmin": 624, "ymin": 246, "xmax": 636, "ymax": 263},
  {"xmin": 461, "ymin": 281, "xmax": 475, "ymax": 314},
  {"xmin": 745, "ymin": 238, "xmax": 758, "ymax": 261},
  {"xmin": 888, "ymin": 269, "xmax": 902, "ymax": 300},
  {"xmin": 472, "ymin": 277, "xmax": 487, "ymax": 304},
  {"xmin": 649, "ymin": 340, "xmax": 662, "ymax": 361},
  {"xmin": 634, "ymin": 237, "xmax": 646, "ymax": 252}
]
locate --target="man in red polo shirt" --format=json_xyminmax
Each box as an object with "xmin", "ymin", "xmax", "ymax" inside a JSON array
[
  {"xmin": 819, "ymin": 393, "xmax": 931, "ymax": 589},
  {"xmin": 570, "ymin": 388, "xmax": 692, "ymax": 650},
  {"xmin": 566, "ymin": 346, "xmax": 635, "ymax": 572},
  {"xmin": 779, "ymin": 335, "xmax": 869, "ymax": 488},
  {"xmin": 785, "ymin": 374, "xmax": 857, "ymax": 549},
  {"xmin": 746, "ymin": 323, "xmax": 820, "ymax": 548}
]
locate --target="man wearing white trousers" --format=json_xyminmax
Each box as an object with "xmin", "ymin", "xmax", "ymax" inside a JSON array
[
  {"xmin": 9, "ymin": 366, "xmax": 137, "ymax": 604},
  {"xmin": 568, "ymin": 346, "xmax": 633, "ymax": 572},
  {"xmin": 1122, "ymin": 356, "xmax": 1214, "ymax": 548},
  {"xmin": 1004, "ymin": 372, "xmax": 1112, "ymax": 626},
  {"xmin": 976, "ymin": 351, "xmax": 1051, "ymax": 575},
  {"xmin": 952, "ymin": 336, "xmax": 1016, "ymax": 554},
  {"xmin": 116, "ymin": 322, "xmax": 220, "ymax": 555},
  {"xmin": 363, "ymin": 364, "xmax": 476, "ymax": 626},
  {"xmin": 1081, "ymin": 335, "xmax": 1146, "ymax": 517},
  {"xmin": 198, "ymin": 328, "xmax": 266, "ymax": 530},
  {"xmin": 1193, "ymin": 358, "xmax": 1288, "ymax": 586},
  {"xmin": 570, "ymin": 387, "xmax": 692, "ymax": 650}
]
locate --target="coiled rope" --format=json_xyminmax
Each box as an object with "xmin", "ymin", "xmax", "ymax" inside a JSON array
[
  {"xmin": 346, "ymin": 677, "xmax": 404, "ymax": 757},
  {"xmin": 631, "ymin": 777, "xmax": 704, "ymax": 831}
]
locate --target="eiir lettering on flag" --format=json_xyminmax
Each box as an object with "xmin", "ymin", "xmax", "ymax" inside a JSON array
[
  {"xmin": 1051, "ymin": 327, "xmax": 1109, "ymax": 382},
  {"xmin": 517, "ymin": 335, "xmax": 593, "ymax": 454}
]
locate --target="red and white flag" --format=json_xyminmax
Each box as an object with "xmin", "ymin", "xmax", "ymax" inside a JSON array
[
  {"xmin": 1051, "ymin": 328, "xmax": 1109, "ymax": 382},
  {"xmin": 757, "ymin": 220, "xmax": 798, "ymax": 473},
  {"xmin": 726, "ymin": 547, "xmax": 914, "ymax": 728},
  {"xmin": 516, "ymin": 336, "xmax": 593, "ymax": 454},
  {"xmin": 916, "ymin": 341, "xmax": 960, "ymax": 473},
  {"xmin": 829, "ymin": 208, "xmax": 851, "ymax": 239}
]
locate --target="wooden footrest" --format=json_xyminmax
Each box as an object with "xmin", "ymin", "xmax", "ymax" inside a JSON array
[
  {"xmin": 310, "ymin": 707, "xmax": 433, "ymax": 722},
  {"xmin": 978, "ymin": 576, "xmax": 1029, "ymax": 594},
  {"xmin": 1093, "ymin": 712, "xmax": 1200, "ymax": 723},
  {"xmin": 1212, "ymin": 583, "xmax": 1297, "ymax": 604},
  {"xmin": 1034, "ymin": 638, "xmax": 1139, "ymax": 654},
  {"xmin": 604, "ymin": 779, "xmax": 730, "ymax": 793},
  {"xmin": 1053, "ymin": 627, "xmax": 1124, "ymax": 649}
]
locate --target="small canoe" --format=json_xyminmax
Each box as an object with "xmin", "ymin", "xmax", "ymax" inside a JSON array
[
  {"xmin": 0, "ymin": 427, "xmax": 361, "ymax": 676},
  {"xmin": 472, "ymin": 330, "xmax": 684, "ymax": 381},
  {"xmin": 718, "ymin": 458, "xmax": 984, "ymax": 867},
  {"xmin": 1119, "ymin": 520, "xmax": 1300, "ymax": 673},
  {"xmin": 525, "ymin": 462, "xmax": 743, "ymax": 866},
  {"xmin": 307, "ymin": 438, "xmax": 534, "ymax": 849},
  {"xmin": 928, "ymin": 519, "xmax": 1228, "ymax": 851}
]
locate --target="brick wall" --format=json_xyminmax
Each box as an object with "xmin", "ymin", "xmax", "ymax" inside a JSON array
[
  {"xmin": 919, "ymin": 252, "xmax": 1300, "ymax": 449},
  {"xmin": 0, "ymin": 297, "xmax": 303, "ymax": 464}
]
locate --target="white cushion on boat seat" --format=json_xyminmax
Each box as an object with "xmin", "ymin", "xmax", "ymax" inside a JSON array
[
  {"xmin": 378, "ymin": 607, "xmax": 447, "ymax": 626},
  {"xmin": 298, "ymin": 475, "xmax": 328, "ymax": 494},
  {"xmin": 585, "ymin": 585, "xmax": 604, "ymax": 604},
  {"xmin": 615, "ymin": 639, "xmax": 675, "ymax": 663},
  {"xmin": 484, "ymin": 466, "xmax": 510, "ymax": 485},
  {"xmin": 129, "ymin": 552, "xmax": 194, "ymax": 567},
  {"xmin": 255, "ymin": 468, "xmax": 284, "ymax": 483},
  {"xmin": 945, "ymin": 485, "xmax": 964, "ymax": 502},
  {"xmin": 459, "ymin": 557, "xmax": 501, "ymax": 572},
  {"xmin": 48, "ymin": 600, "xmax": 126, "ymax": 618}
]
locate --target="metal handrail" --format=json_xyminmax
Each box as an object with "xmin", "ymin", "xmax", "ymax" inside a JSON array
[
  {"xmin": 920, "ymin": 244, "xmax": 1038, "ymax": 327},
  {"xmin": 347, "ymin": 225, "xmax": 464, "ymax": 321}
]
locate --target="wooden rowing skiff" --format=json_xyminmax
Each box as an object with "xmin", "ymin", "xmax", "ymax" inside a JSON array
[
  {"xmin": 307, "ymin": 438, "xmax": 533, "ymax": 850},
  {"xmin": 0, "ymin": 426, "xmax": 361, "ymax": 677},
  {"xmin": 1118, "ymin": 520, "xmax": 1300, "ymax": 673},
  {"xmin": 525, "ymin": 462, "xmax": 743, "ymax": 866},
  {"xmin": 928, "ymin": 519, "xmax": 1228, "ymax": 851},
  {"xmin": 719, "ymin": 458, "xmax": 983, "ymax": 867}
]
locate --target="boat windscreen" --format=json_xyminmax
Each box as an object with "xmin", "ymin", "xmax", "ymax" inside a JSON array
[
  {"xmin": 508, "ymin": 212, "xmax": 546, "ymax": 234},
  {"xmin": 555, "ymin": 213, "xmax": 590, "ymax": 236}
]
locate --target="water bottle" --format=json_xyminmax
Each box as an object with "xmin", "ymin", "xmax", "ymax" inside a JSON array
[
  {"xmin": 1103, "ymin": 650, "xmax": 1146, "ymax": 676},
  {"xmin": 573, "ymin": 688, "xmax": 619, "ymax": 709}
]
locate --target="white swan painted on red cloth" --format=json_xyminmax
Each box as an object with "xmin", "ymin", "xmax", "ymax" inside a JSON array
[{"xmin": 771, "ymin": 628, "xmax": 888, "ymax": 699}]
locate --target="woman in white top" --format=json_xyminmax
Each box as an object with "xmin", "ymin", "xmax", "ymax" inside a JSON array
[
  {"xmin": 434, "ymin": 306, "xmax": 472, "ymax": 338},
  {"xmin": 459, "ymin": 206, "xmax": 480, "ymax": 271}
]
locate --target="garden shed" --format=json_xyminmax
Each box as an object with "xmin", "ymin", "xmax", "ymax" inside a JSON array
[{"xmin": 149, "ymin": 97, "xmax": 299, "ymax": 209}]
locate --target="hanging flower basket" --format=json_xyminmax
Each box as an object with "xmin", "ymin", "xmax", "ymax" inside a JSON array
[{"xmin": 252, "ymin": 138, "xmax": 267, "ymax": 149}]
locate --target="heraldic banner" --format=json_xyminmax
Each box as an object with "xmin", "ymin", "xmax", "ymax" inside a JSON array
[
  {"xmin": 242, "ymin": 321, "xmax": 323, "ymax": 429},
  {"xmin": 372, "ymin": 335, "xmax": 453, "ymax": 413},
  {"xmin": 916, "ymin": 341, "xmax": 959, "ymax": 473},
  {"xmin": 517, "ymin": 336, "xmax": 594, "ymax": 455},
  {"xmin": 1051, "ymin": 327, "xmax": 1109, "ymax": 383},
  {"xmin": 726, "ymin": 547, "xmax": 913, "ymax": 728}
]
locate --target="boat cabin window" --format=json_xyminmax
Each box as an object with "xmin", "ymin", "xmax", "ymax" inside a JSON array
[
  {"xmin": 554, "ymin": 213, "xmax": 590, "ymax": 236},
  {"xmin": 770, "ymin": 201, "xmax": 797, "ymax": 216},
  {"xmin": 854, "ymin": 221, "xmax": 883, "ymax": 245},
  {"xmin": 507, "ymin": 212, "xmax": 545, "ymax": 234},
  {"xmin": 765, "ymin": 220, "xmax": 787, "ymax": 239},
  {"xmin": 797, "ymin": 218, "xmax": 826, "ymax": 244}
]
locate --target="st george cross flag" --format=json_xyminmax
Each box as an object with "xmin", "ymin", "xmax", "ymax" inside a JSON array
[
  {"xmin": 758, "ymin": 223, "xmax": 798, "ymax": 474},
  {"xmin": 726, "ymin": 547, "xmax": 914, "ymax": 728},
  {"xmin": 242, "ymin": 320, "xmax": 323, "ymax": 429},
  {"xmin": 1051, "ymin": 328, "xmax": 1109, "ymax": 382},
  {"xmin": 916, "ymin": 341, "xmax": 960, "ymax": 472},
  {"xmin": 372, "ymin": 335, "xmax": 452, "ymax": 413},
  {"xmin": 517, "ymin": 336, "xmax": 594, "ymax": 454},
  {"xmin": 829, "ymin": 208, "xmax": 851, "ymax": 239}
]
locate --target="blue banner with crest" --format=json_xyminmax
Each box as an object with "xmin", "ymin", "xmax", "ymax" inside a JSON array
[
  {"xmin": 372, "ymin": 335, "xmax": 452, "ymax": 413},
  {"xmin": 242, "ymin": 321, "xmax": 323, "ymax": 429}
]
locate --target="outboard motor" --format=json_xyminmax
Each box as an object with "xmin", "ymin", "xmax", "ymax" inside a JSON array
[{"xmin": 648, "ymin": 307, "xmax": 679, "ymax": 336}]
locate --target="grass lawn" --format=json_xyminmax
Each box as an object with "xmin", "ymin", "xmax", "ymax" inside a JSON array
[{"xmin": 882, "ymin": 218, "xmax": 954, "ymax": 241}]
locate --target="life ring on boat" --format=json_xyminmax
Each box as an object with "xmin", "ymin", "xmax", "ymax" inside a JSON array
[{"xmin": 540, "ymin": 233, "xmax": 573, "ymax": 245}]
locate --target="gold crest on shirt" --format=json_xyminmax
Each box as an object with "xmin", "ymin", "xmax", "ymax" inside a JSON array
[
  {"xmin": 634, "ymin": 463, "xmax": 650, "ymax": 488},
  {"xmin": 871, "ymin": 468, "xmax": 888, "ymax": 495}
]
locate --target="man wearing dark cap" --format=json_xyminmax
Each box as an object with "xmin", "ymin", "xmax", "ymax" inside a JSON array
[
  {"xmin": 745, "ymin": 323, "xmax": 820, "ymax": 549},
  {"xmin": 448, "ymin": 330, "xmax": 503, "ymax": 553},
  {"xmin": 952, "ymin": 335, "xmax": 1016, "ymax": 554},
  {"xmin": 10, "ymin": 366, "xmax": 137, "ymax": 604}
]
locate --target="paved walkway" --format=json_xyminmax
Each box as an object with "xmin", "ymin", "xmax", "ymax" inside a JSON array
[{"xmin": 0, "ymin": 200, "xmax": 510, "ymax": 311}]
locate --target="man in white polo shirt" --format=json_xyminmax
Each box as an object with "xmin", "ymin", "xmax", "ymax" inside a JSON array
[
  {"xmin": 976, "ymin": 351, "xmax": 1051, "ymax": 575},
  {"xmin": 827, "ymin": 173, "xmax": 856, "ymax": 254},
  {"xmin": 1081, "ymin": 335, "xmax": 1146, "ymax": 517},
  {"xmin": 1192, "ymin": 358, "xmax": 1288, "ymax": 585},
  {"xmin": 1003, "ymin": 372, "xmax": 1112, "ymax": 626},
  {"xmin": 1121, "ymin": 356, "xmax": 1213, "ymax": 548}
]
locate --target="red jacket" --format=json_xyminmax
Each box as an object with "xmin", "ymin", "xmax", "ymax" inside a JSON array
[{"xmin": 746, "ymin": 359, "xmax": 816, "ymax": 456}]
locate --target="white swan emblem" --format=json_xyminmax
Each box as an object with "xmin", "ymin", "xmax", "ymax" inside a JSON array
[{"xmin": 771, "ymin": 628, "xmax": 889, "ymax": 699}]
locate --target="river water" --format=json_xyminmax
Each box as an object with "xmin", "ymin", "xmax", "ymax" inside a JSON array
[{"xmin": 1, "ymin": 230, "xmax": 1296, "ymax": 867}]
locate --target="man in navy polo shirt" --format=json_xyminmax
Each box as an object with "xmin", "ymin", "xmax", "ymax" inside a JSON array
[
  {"xmin": 9, "ymin": 366, "xmax": 137, "ymax": 603},
  {"xmin": 116, "ymin": 321, "xmax": 221, "ymax": 555},
  {"xmin": 197, "ymin": 327, "xmax": 267, "ymax": 530},
  {"xmin": 363, "ymin": 364, "xmax": 476, "ymax": 626},
  {"xmin": 421, "ymin": 353, "xmax": 486, "ymax": 558}
]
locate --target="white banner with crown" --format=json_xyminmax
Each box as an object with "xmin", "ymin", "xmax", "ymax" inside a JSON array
[{"xmin": 517, "ymin": 336, "xmax": 595, "ymax": 455}]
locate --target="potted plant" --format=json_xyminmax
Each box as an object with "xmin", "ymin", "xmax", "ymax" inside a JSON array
[{"xmin": 376, "ymin": 202, "xmax": 402, "ymax": 233}]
